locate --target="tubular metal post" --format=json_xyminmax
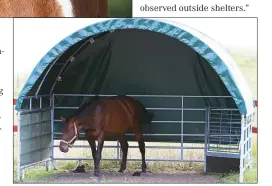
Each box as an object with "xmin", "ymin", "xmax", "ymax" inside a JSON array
[
  {"xmin": 40, "ymin": 97, "xmax": 42, "ymax": 109},
  {"xmin": 17, "ymin": 111, "xmax": 21, "ymax": 181},
  {"xmin": 117, "ymin": 141, "xmax": 120, "ymax": 160},
  {"xmin": 180, "ymin": 97, "xmax": 184, "ymax": 161},
  {"xmin": 50, "ymin": 94, "xmax": 56, "ymax": 170},
  {"xmin": 204, "ymin": 107, "xmax": 210, "ymax": 172},
  {"xmin": 249, "ymin": 116, "xmax": 253, "ymax": 169},
  {"xmin": 35, "ymin": 56, "xmax": 58, "ymax": 96},
  {"xmin": 49, "ymin": 39, "xmax": 92, "ymax": 94},
  {"xmin": 45, "ymin": 160, "xmax": 49, "ymax": 171},
  {"xmin": 21, "ymin": 169, "xmax": 25, "ymax": 180},
  {"xmin": 239, "ymin": 115, "xmax": 246, "ymax": 183},
  {"xmin": 29, "ymin": 98, "xmax": 32, "ymax": 110}
]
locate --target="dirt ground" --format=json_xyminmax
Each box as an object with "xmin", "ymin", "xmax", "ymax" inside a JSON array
[{"xmin": 22, "ymin": 170, "xmax": 220, "ymax": 184}]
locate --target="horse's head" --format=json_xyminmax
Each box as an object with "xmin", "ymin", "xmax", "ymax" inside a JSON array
[{"xmin": 59, "ymin": 116, "xmax": 80, "ymax": 153}]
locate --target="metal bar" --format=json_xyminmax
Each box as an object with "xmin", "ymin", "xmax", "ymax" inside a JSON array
[
  {"xmin": 45, "ymin": 160, "xmax": 49, "ymax": 171},
  {"xmin": 53, "ymin": 132, "xmax": 205, "ymax": 137},
  {"xmin": 50, "ymin": 63, "xmax": 67, "ymax": 66},
  {"xmin": 54, "ymin": 106, "xmax": 205, "ymax": 112},
  {"xmin": 29, "ymin": 98, "xmax": 32, "ymax": 110},
  {"xmin": 52, "ymin": 145, "xmax": 205, "ymax": 150},
  {"xmin": 17, "ymin": 111, "xmax": 21, "ymax": 181},
  {"xmin": 40, "ymin": 97, "xmax": 42, "ymax": 109},
  {"xmin": 211, "ymin": 108, "xmax": 239, "ymax": 111},
  {"xmin": 209, "ymin": 125, "xmax": 241, "ymax": 130},
  {"xmin": 20, "ymin": 159, "xmax": 50, "ymax": 169},
  {"xmin": 24, "ymin": 95, "xmax": 50, "ymax": 99},
  {"xmin": 49, "ymin": 39, "xmax": 91, "ymax": 94},
  {"xmin": 117, "ymin": 141, "xmax": 120, "ymax": 160},
  {"xmin": 53, "ymin": 93, "xmax": 232, "ymax": 98},
  {"xmin": 54, "ymin": 119, "xmax": 204, "ymax": 124},
  {"xmin": 204, "ymin": 107, "xmax": 209, "ymax": 172},
  {"xmin": 209, "ymin": 134, "xmax": 241, "ymax": 137},
  {"xmin": 206, "ymin": 152, "xmax": 240, "ymax": 159},
  {"xmin": 52, "ymin": 157, "xmax": 204, "ymax": 162},
  {"xmin": 152, "ymin": 121, "xmax": 181, "ymax": 123},
  {"xmin": 180, "ymin": 97, "xmax": 184, "ymax": 161},
  {"xmin": 239, "ymin": 115, "xmax": 246, "ymax": 183},
  {"xmin": 35, "ymin": 56, "xmax": 59, "ymax": 96},
  {"xmin": 50, "ymin": 94, "xmax": 56, "ymax": 169},
  {"xmin": 19, "ymin": 108, "xmax": 51, "ymax": 115},
  {"xmin": 230, "ymin": 108, "xmax": 233, "ymax": 152},
  {"xmin": 208, "ymin": 147, "xmax": 240, "ymax": 151},
  {"xmin": 241, "ymin": 145, "xmax": 252, "ymax": 160},
  {"xmin": 210, "ymin": 112, "xmax": 241, "ymax": 116},
  {"xmin": 210, "ymin": 117, "xmax": 241, "ymax": 121}
]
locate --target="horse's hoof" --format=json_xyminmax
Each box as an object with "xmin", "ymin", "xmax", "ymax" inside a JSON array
[
  {"xmin": 132, "ymin": 171, "xmax": 141, "ymax": 176},
  {"xmin": 118, "ymin": 168, "xmax": 126, "ymax": 173},
  {"xmin": 93, "ymin": 172, "xmax": 100, "ymax": 177}
]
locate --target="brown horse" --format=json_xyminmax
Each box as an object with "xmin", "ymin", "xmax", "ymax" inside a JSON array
[
  {"xmin": 59, "ymin": 95, "xmax": 153, "ymax": 177},
  {"xmin": 0, "ymin": 0, "xmax": 108, "ymax": 17}
]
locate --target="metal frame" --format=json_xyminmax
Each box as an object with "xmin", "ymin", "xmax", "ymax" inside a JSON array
[
  {"xmin": 50, "ymin": 94, "xmax": 235, "ymax": 164},
  {"xmin": 239, "ymin": 113, "xmax": 254, "ymax": 182},
  {"xmin": 17, "ymin": 95, "xmax": 51, "ymax": 181},
  {"xmin": 17, "ymin": 94, "xmax": 253, "ymax": 183}
]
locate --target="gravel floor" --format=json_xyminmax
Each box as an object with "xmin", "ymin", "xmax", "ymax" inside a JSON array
[{"xmin": 22, "ymin": 170, "xmax": 220, "ymax": 184}]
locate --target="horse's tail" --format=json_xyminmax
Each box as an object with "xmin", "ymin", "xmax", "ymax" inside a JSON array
[
  {"xmin": 137, "ymin": 101, "xmax": 154, "ymax": 134},
  {"xmin": 144, "ymin": 111, "xmax": 154, "ymax": 134}
]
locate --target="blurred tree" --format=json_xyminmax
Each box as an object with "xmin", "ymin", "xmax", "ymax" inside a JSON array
[{"xmin": 108, "ymin": 0, "xmax": 132, "ymax": 17}]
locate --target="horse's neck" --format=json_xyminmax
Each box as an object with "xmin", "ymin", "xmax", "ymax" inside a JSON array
[
  {"xmin": 70, "ymin": 0, "xmax": 108, "ymax": 17},
  {"xmin": 0, "ymin": 0, "xmax": 63, "ymax": 17}
]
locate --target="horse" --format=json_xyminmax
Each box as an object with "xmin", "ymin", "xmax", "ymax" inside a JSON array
[
  {"xmin": 0, "ymin": 0, "xmax": 108, "ymax": 17},
  {"xmin": 59, "ymin": 95, "xmax": 153, "ymax": 177}
]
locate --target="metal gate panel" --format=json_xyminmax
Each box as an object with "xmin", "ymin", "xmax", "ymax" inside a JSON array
[
  {"xmin": 207, "ymin": 108, "xmax": 241, "ymax": 158},
  {"xmin": 239, "ymin": 113, "xmax": 254, "ymax": 182},
  {"xmin": 18, "ymin": 109, "xmax": 51, "ymax": 168}
]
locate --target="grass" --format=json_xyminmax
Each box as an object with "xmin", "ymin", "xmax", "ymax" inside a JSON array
[{"xmin": 219, "ymin": 135, "xmax": 257, "ymax": 183}]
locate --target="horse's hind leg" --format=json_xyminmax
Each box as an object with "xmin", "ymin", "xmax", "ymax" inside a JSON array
[
  {"xmin": 94, "ymin": 138, "xmax": 104, "ymax": 177},
  {"xmin": 133, "ymin": 132, "xmax": 147, "ymax": 176},
  {"xmin": 118, "ymin": 135, "xmax": 129, "ymax": 173}
]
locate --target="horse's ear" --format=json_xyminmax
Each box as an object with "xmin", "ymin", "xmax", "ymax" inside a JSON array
[{"xmin": 60, "ymin": 116, "xmax": 66, "ymax": 122}]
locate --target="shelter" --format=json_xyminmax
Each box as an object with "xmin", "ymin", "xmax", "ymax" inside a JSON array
[{"xmin": 15, "ymin": 18, "xmax": 254, "ymax": 182}]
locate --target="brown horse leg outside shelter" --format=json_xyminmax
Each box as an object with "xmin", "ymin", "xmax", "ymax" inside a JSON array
[{"xmin": 59, "ymin": 96, "xmax": 153, "ymax": 177}]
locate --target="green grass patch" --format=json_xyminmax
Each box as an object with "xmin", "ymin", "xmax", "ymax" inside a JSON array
[
  {"xmin": 219, "ymin": 136, "xmax": 257, "ymax": 183},
  {"xmin": 220, "ymin": 159, "xmax": 257, "ymax": 183},
  {"xmin": 14, "ymin": 164, "xmax": 62, "ymax": 183}
]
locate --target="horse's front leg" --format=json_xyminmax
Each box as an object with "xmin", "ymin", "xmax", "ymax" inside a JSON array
[
  {"xmin": 94, "ymin": 137, "xmax": 104, "ymax": 177},
  {"xmin": 85, "ymin": 133, "xmax": 97, "ymax": 166}
]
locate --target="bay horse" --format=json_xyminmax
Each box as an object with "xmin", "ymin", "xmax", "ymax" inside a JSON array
[
  {"xmin": 59, "ymin": 95, "xmax": 153, "ymax": 177},
  {"xmin": 0, "ymin": 0, "xmax": 108, "ymax": 17}
]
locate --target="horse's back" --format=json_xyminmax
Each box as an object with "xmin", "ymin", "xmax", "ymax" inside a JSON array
[
  {"xmin": 102, "ymin": 96, "xmax": 140, "ymax": 119},
  {"xmin": 95, "ymin": 96, "xmax": 146, "ymax": 135}
]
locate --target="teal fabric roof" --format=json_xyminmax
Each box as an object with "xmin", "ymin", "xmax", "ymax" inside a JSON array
[{"xmin": 15, "ymin": 18, "xmax": 254, "ymax": 114}]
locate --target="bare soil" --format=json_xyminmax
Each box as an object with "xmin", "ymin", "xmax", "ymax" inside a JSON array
[{"xmin": 22, "ymin": 170, "xmax": 220, "ymax": 184}]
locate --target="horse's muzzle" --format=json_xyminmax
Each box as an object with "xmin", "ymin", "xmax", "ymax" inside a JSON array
[{"xmin": 59, "ymin": 142, "xmax": 69, "ymax": 153}]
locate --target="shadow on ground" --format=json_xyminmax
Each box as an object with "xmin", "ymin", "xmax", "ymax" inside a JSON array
[{"xmin": 22, "ymin": 170, "xmax": 220, "ymax": 184}]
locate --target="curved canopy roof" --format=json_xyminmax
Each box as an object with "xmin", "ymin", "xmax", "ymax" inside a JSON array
[{"xmin": 15, "ymin": 18, "xmax": 254, "ymax": 114}]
